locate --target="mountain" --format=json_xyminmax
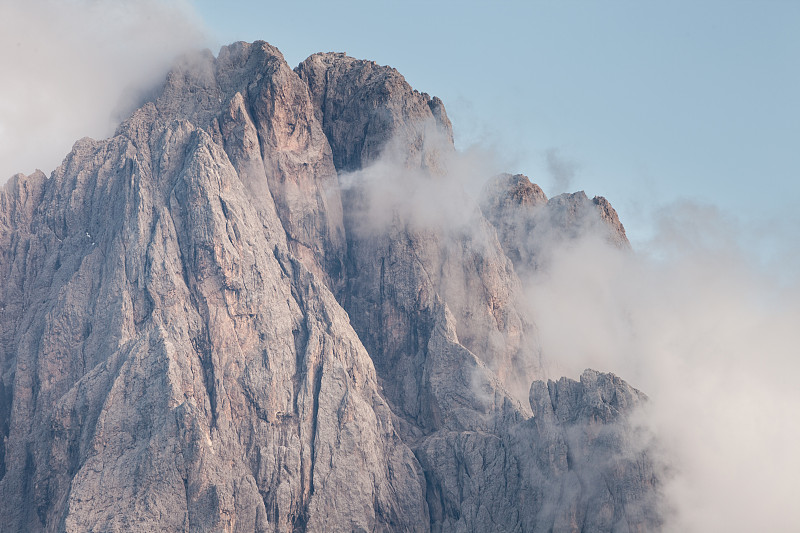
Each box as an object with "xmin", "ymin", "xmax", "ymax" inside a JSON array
[{"xmin": 0, "ymin": 41, "xmax": 660, "ymax": 532}]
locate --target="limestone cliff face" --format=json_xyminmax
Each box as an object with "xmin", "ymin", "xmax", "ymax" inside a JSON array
[
  {"xmin": 296, "ymin": 53, "xmax": 453, "ymax": 174},
  {"xmin": 297, "ymin": 52, "xmax": 541, "ymax": 422},
  {"xmin": 0, "ymin": 41, "xmax": 660, "ymax": 532},
  {"xmin": 0, "ymin": 42, "xmax": 422, "ymax": 533}
]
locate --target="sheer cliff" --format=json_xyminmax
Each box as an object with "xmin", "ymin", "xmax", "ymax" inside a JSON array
[{"xmin": 0, "ymin": 41, "xmax": 660, "ymax": 532}]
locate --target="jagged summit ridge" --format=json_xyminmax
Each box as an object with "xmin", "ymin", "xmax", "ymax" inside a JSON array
[
  {"xmin": 0, "ymin": 41, "xmax": 660, "ymax": 532},
  {"xmin": 481, "ymin": 173, "xmax": 629, "ymax": 272}
]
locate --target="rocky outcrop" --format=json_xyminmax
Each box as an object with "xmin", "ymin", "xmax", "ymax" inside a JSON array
[
  {"xmin": 523, "ymin": 370, "xmax": 661, "ymax": 532},
  {"xmin": 0, "ymin": 41, "xmax": 660, "ymax": 532},
  {"xmin": 153, "ymin": 41, "xmax": 347, "ymax": 293},
  {"xmin": 418, "ymin": 369, "xmax": 660, "ymax": 532},
  {"xmin": 482, "ymin": 173, "xmax": 629, "ymax": 273},
  {"xmin": 591, "ymin": 195, "xmax": 629, "ymax": 248},
  {"xmin": 296, "ymin": 53, "xmax": 453, "ymax": 173},
  {"xmin": 0, "ymin": 42, "xmax": 424, "ymax": 532}
]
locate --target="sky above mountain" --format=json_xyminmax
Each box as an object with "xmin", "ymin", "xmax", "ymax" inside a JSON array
[
  {"xmin": 189, "ymin": 0, "xmax": 800, "ymax": 252},
  {"xmin": 2, "ymin": 0, "xmax": 797, "ymax": 255}
]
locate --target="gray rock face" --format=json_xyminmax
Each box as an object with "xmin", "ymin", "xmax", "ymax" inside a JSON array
[
  {"xmin": 418, "ymin": 370, "xmax": 660, "ymax": 533},
  {"xmin": 0, "ymin": 42, "xmax": 423, "ymax": 533},
  {"xmin": 298, "ymin": 53, "xmax": 541, "ymax": 422},
  {"xmin": 523, "ymin": 371, "xmax": 661, "ymax": 532},
  {"xmin": 296, "ymin": 53, "xmax": 454, "ymax": 173},
  {"xmin": 0, "ymin": 42, "xmax": 660, "ymax": 532}
]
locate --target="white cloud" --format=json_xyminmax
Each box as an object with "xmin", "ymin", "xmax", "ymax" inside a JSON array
[
  {"xmin": 0, "ymin": 0, "xmax": 208, "ymax": 182},
  {"xmin": 523, "ymin": 202, "xmax": 800, "ymax": 532}
]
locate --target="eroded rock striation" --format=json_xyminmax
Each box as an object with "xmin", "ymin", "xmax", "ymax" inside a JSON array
[{"xmin": 0, "ymin": 41, "xmax": 660, "ymax": 532}]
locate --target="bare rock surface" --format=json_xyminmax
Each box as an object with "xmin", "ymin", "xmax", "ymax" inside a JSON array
[
  {"xmin": 0, "ymin": 41, "xmax": 660, "ymax": 532},
  {"xmin": 418, "ymin": 370, "xmax": 660, "ymax": 533},
  {"xmin": 0, "ymin": 42, "xmax": 423, "ymax": 533},
  {"xmin": 296, "ymin": 53, "xmax": 453, "ymax": 173},
  {"xmin": 297, "ymin": 52, "xmax": 542, "ymax": 419}
]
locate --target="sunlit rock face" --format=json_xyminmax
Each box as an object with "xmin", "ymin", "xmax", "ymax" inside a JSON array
[{"xmin": 0, "ymin": 41, "xmax": 660, "ymax": 532}]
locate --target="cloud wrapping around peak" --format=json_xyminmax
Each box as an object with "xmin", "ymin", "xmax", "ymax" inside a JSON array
[
  {"xmin": 0, "ymin": 0, "xmax": 208, "ymax": 182},
  {"xmin": 522, "ymin": 201, "xmax": 800, "ymax": 532},
  {"xmin": 342, "ymin": 136, "xmax": 800, "ymax": 530}
]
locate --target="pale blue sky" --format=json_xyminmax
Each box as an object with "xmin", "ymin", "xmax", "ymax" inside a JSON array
[{"xmin": 192, "ymin": 1, "xmax": 799, "ymax": 248}]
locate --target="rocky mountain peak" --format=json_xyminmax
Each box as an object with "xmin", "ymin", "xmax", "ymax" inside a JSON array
[
  {"xmin": 485, "ymin": 173, "xmax": 549, "ymax": 209},
  {"xmin": 296, "ymin": 52, "xmax": 454, "ymax": 173},
  {"xmin": 481, "ymin": 174, "xmax": 630, "ymax": 273},
  {"xmin": 0, "ymin": 41, "xmax": 660, "ymax": 532}
]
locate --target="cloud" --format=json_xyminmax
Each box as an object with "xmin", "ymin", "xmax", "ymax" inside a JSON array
[
  {"xmin": 0, "ymin": 0, "xmax": 208, "ymax": 182},
  {"xmin": 522, "ymin": 201, "xmax": 800, "ymax": 532},
  {"xmin": 545, "ymin": 147, "xmax": 579, "ymax": 194},
  {"xmin": 349, "ymin": 135, "xmax": 800, "ymax": 529},
  {"xmin": 337, "ymin": 119, "xmax": 500, "ymax": 240}
]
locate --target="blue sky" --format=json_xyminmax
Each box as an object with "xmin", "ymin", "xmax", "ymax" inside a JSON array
[{"xmin": 192, "ymin": 0, "xmax": 799, "ymax": 249}]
